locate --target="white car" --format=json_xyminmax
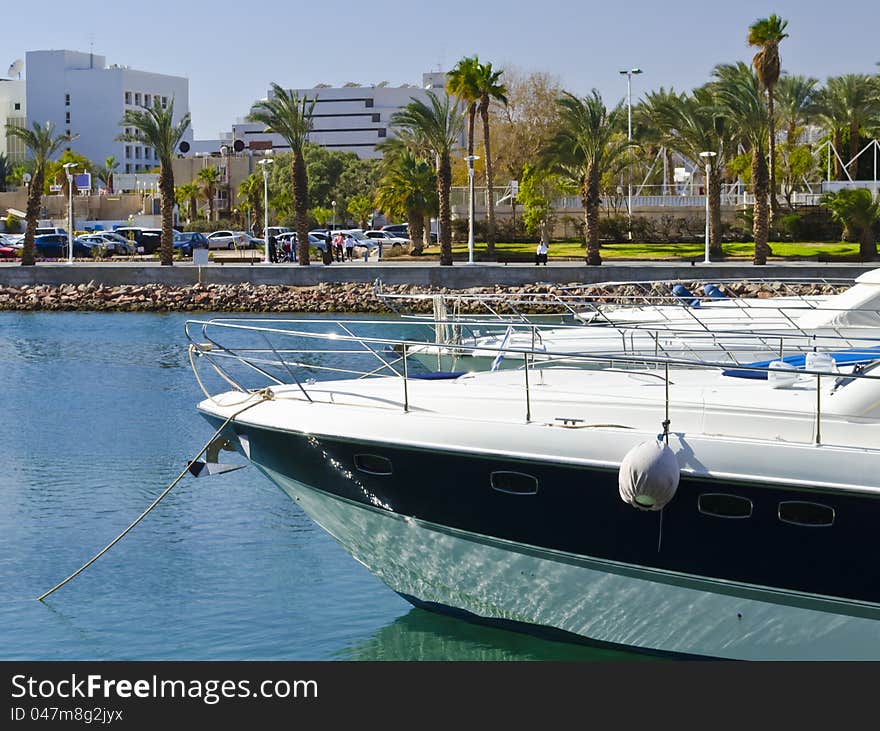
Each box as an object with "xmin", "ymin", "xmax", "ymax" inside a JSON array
[
  {"xmin": 206, "ymin": 230, "xmax": 249, "ymax": 250},
  {"xmin": 78, "ymin": 233, "xmax": 134, "ymax": 256},
  {"xmin": 364, "ymin": 230, "xmax": 410, "ymax": 250}
]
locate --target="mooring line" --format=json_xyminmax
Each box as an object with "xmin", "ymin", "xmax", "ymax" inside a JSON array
[{"xmin": 37, "ymin": 391, "xmax": 272, "ymax": 602}]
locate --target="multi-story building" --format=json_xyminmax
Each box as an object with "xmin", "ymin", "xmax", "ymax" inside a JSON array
[
  {"xmin": 24, "ymin": 50, "xmax": 193, "ymax": 174},
  {"xmin": 230, "ymin": 72, "xmax": 448, "ymax": 159},
  {"xmin": 0, "ymin": 78, "xmax": 26, "ymax": 162}
]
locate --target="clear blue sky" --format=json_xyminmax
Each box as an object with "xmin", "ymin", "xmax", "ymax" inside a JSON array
[{"xmin": 7, "ymin": 0, "xmax": 878, "ymax": 140}]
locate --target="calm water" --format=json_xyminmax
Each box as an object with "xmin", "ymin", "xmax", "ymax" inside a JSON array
[{"xmin": 0, "ymin": 311, "xmax": 638, "ymax": 661}]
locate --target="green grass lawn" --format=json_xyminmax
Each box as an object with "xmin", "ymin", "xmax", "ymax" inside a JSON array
[{"xmin": 443, "ymin": 240, "xmax": 865, "ymax": 261}]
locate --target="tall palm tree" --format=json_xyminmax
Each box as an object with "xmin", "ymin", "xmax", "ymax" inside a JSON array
[
  {"xmin": 542, "ymin": 91, "xmax": 628, "ymax": 266},
  {"xmin": 748, "ymin": 14, "xmax": 788, "ymax": 224},
  {"xmin": 643, "ymin": 86, "xmax": 731, "ymax": 257},
  {"xmin": 237, "ymin": 174, "xmax": 264, "ymax": 234},
  {"xmin": 374, "ymin": 151, "xmax": 436, "ymax": 255},
  {"xmin": 635, "ymin": 87, "xmax": 685, "ymax": 196},
  {"xmin": 714, "ymin": 62, "xmax": 771, "ymax": 265},
  {"xmin": 248, "ymin": 83, "xmax": 315, "ymax": 265},
  {"xmin": 776, "ymin": 75, "xmax": 818, "ymax": 143},
  {"xmin": 475, "ymin": 60, "xmax": 507, "ymax": 258},
  {"xmin": 446, "ymin": 56, "xmax": 481, "ymax": 161},
  {"xmin": 0, "ymin": 152, "xmax": 11, "ymax": 192},
  {"xmin": 5, "ymin": 121, "xmax": 73, "ymax": 265},
  {"xmin": 196, "ymin": 166, "xmax": 221, "ymax": 223},
  {"xmin": 390, "ymin": 92, "xmax": 465, "ymax": 265},
  {"xmin": 119, "ymin": 98, "xmax": 190, "ymax": 266},
  {"xmin": 812, "ymin": 75, "xmax": 880, "ymax": 179},
  {"xmin": 176, "ymin": 182, "xmax": 200, "ymax": 223}
]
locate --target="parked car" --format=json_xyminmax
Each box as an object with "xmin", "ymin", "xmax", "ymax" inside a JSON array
[
  {"xmin": 206, "ymin": 230, "xmax": 249, "ymax": 250},
  {"xmin": 77, "ymin": 233, "xmax": 134, "ymax": 256},
  {"xmin": 381, "ymin": 223, "xmax": 437, "ymax": 244},
  {"xmin": 364, "ymin": 230, "xmax": 410, "ymax": 250},
  {"xmin": 34, "ymin": 226, "xmax": 68, "ymax": 237},
  {"xmin": 266, "ymin": 226, "xmax": 292, "ymax": 240},
  {"xmin": 173, "ymin": 232, "xmax": 209, "ymax": 256},
  {"xmin": 33, "ymin": 233, "xmax": 92, "ymax": 258},
  {"xmin": 332, "ymin": 230, "xmax": 379, "ymax": 250},
  {"xmin": 276, "ymin": 232, "xmax": 327, "ymax": 260},
  {"xmin": 0, "ymin": 233, "xmax": 18, "ymax": 258},
  {"xmin": 111, "ymin": 227, "xmax": 179, "ymax": 254}
]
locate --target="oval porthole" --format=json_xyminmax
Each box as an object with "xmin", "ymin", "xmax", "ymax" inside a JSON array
[
  {"xmin": 698, "ymin": 493, "xmax": 753, "ymax": 519},
  {"xmin": 490, "ymin": 471, "xmax": 539, "ymax": 496},
  {"xmin": 778, "ymin": 501, "xmax": 835, "ymax": 527},
  {"xmin": 353, "ymin": 454, "xmax": 393, "ymax": 476}
]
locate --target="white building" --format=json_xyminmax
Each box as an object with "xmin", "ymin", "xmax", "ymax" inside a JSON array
[
  {"xmin": 24, "ymin": 50, "xmax": 193, "ymax": 175},
  {"xmin": 0, "ymin": 78, "xmax": 26, "ymax": 162},
  {"xmin": 231, "ymin": 72, "xmax": 448, "ymax": 159}
]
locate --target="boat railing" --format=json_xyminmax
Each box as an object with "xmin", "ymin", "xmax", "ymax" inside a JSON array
[{"xmin": 186, "ymin": 317, "xmax": 880, "ymax": 446}]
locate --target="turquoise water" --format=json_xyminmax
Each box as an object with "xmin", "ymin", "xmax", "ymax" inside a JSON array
[{"xmin": 0, "ymin": 311, "xmax": 637, "ymax": 661}]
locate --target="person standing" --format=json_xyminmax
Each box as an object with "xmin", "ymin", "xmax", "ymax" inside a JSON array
[
  {"xmin": 535, "ymin": 241, "xmax": 548, "ymax": 266},
  {"xmin": 333, "ymin": 232, "xmax": 344, "ymax": 262},
  {"xmin": 344, "ymin": 234, "xmax": 355, "ymax": 262},
  {"xmin": 268, "ymin": 235, "xmax": 278, "ymax": 263}
]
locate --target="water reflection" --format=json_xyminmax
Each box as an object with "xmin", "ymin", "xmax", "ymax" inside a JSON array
[{"xmin": 337, "ymin": 607, "xmax": 647, "ymax": 662}]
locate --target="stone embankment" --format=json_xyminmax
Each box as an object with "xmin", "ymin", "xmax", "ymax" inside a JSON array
[{"xmin": 0, "ymin": 280, "xmax": 848, "ymax": 313}]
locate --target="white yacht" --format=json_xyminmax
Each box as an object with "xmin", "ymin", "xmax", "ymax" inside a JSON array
[
  {"xmin": 188, "ymin": 318, "xmax": 880, "ymax": 660},
  {"xmin": 403, "ymin": 270, "xmax": 880, "ymax": 372}
]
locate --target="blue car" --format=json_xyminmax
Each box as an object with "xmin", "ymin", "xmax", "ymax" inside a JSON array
[
  {"xmin": 33, "ymin": 234, "xmax": 92, "ymax": 258},
  {"xmin": 173, "ymin": 232, "xmax": 209, "ymax": 257}
]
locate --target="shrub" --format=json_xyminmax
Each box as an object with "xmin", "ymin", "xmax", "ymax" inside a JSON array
[{"xmin": 4, "ymin": 214, "xmax": 21, "ymax": 233}]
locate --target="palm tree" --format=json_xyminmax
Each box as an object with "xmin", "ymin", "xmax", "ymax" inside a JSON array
[
  {"xmin": 119, "ymin": 98, "xmax": 190, "ymax": 266},
  {"xmin": 237, "ymin": 174, "xmax": 264, "ymax": 234},
  {"xmin": 0, "ymin": 152, "xmax": 10, "ymax": 192},
  {"xmin": 822, "ymin": 188, "xmax": 880, "ymax": 259},
  {"xmin": 812, "ymin": 75, "xmax": 880, "ymax": 180},
  {"xmin": 374, "ymin": 151, "xmax": 437, "ymax": 255},
  {"xmin": 93, "ymin": 155, "xmax": 119, "ymax": 194},
  {"xmin": 714, "ymin": 62, "xmax": 771, "ymax": 265},
  {"xmin": 635, "ymin": 88, "xmax": 685, "ymax": 196},
  {"xmin": 5, "ymin": 121, "xmax": 73, "ymax": 265},
  {"xmin": 248, "ymin": 83, "xmax": 315, "ymax": 265},
  {"xmin": 776, "ymin": 75, "xmax": 818, "ymax": 143},
  {"xmin": 474, "ymin": 61, "xmax": 507, "ymax": 258},
  {"xmin": 196, "ymin": 166, "xmax": 221, "ymax": 223},
  {"xmin": 748, "ymin": 13, "xmax": 789, "ymax": 223},
  {"xmin": 643, "ymin": 86, "xmax": 731, "ymax": 257},
  {"xmin": 176, "ymin": 181, "xmax": 200, "ymax": 222},
  {"xmin": 390, "ymin": 92, "xmax": 465, "ymax": 265},
  {"xmin": 542, "ymin": 90, "xmax": 628, "ymax": 265},
  {"xmin": 446, "ymin": 56, "xmax": 481, "ymax": 161}
]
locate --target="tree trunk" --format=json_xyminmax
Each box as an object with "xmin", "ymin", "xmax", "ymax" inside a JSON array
[
  {"xmin": 438, "ymin": 154, "xmax": 453, "ymax": 266},
  {"xmin": 859, "ymin": 226, "xmax": 877, "ymax": 261},
  {"xmin": 189, "ymin": 196, "xmax": 197, "ymax": 222},
  {"xmin": 21, "ymin": 170, "xmax": 43, "ymax": 266},
  {"xmin": 207, "ymin": 191, "xmax": 215, "ymax": 222},
  {"xmin": 292, "ymin": 151, "xmax": 310, "ymax": 265},
  {"xmin": 752, "ymin": 151, "xmax": 770, "ymax": 265},
  {"xmin": 407, "ymin": 208, "xmax": 424, "ymax": 255},
  {"xmin": 709, "ymin": 165, "xmax": 723, "ymax": 257},
  {"xmin": 584, "ymin": 165, "xmax": 601, "ymax": 265},
  {"xmin": 479, "ymin": 99, "xmax": 496, "ymax": 258},
  {"xmin": 422, "ymin": 214, "xmax": 431, "ymax": 252},
  {"xmin": 768, "ymin": 89, "xmax": 778, "ymax": 226},
  {"xmin": 159, "ymin": 164, "xmax": 175, "ymax": 266}
]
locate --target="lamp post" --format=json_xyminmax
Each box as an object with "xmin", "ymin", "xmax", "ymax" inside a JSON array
[
  {"xmin": 331, "ymin": 200, "xmax": 336, "ymax": 229},
  {"xmin": 699, "ymin": 151, "xmax": 717, "ymax": 264},
  {"xmin": 465, "ymin": 155, "xmax": 480, "ymax": 264},
  {"xmin": 619, "ymin": 68, "xmax": 642, "ymax": 241},
  {"xmin": 62, "ymin": 162, "xmax": 77, "ymax": 263},
  {"xmin": 258, "ymin": 157, "xmax": 274, "ymax": 264}
]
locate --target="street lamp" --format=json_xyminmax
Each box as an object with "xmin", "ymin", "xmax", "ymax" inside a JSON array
[
  {"xmin": 699, "ymin": 151, "xmax": 717, "ymax": 264},
  {"xmin": 258, "ymin": 156, "xmax": 274, "ymax": 264},
  {"xmin": 331, "ymin": 200, "xmax": 336, "ymax": 229},
  {"xmin": 465, "ymin": 155, "xmax": 480, "ymax": 264},
  {"xmin": 619, "ymin": 68, "xmax": 642, "ymax": 241},
  {"xmin": 62, "ymin": 162, "xmax": 77, "ymax": 263}
]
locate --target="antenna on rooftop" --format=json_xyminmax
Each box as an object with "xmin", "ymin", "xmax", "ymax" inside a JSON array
[{"xmin": 7, "ymin": 59, "xmax": 23, "ymax": 79}]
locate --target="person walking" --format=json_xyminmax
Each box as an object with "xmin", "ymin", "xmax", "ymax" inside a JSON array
[
  {"xmin": 268, "ymin": 235, "xmax": 278, "ymax": 263},
  {"xmin": 333, "ymin": 232, "xmax": 344, "ymax": 262},
  {"xmin": 344, "ymin": 234, "xmax": 355, "ymax": 262}
]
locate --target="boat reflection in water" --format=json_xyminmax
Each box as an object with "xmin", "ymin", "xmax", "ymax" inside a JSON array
[{"xmin": 187, "ymin": 315, "xmax": 880, "ymax": 660}]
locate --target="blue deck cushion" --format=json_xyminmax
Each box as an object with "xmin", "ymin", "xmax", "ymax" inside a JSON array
[
  {"xmin": 671, "ymin": 284, "xmax": 701, "ymax": 308},
  {"xmin": 408, "ymin": 371, "xmax": 467, "ymax": 380},
  {"xmin": 722, "ymin": 347, "xmax": 880, "ymax": 379}
]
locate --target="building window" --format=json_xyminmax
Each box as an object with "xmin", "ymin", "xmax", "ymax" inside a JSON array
[
  {"xmin": 145, "ymin": 94, "xmax": 151, "ymax": 107},
  {"xmin": 65, "ymin": 94, "xmax": 70, "ymax": 106},
  {"xmin": 698, "ymin": 493, "xmax": 753, "ymax": 519},
  {"xmin": 65, "ymin": 111, "xmax": 70, "ymax": 124},
  {"xmin": 14, "ymin": 102, "xmax": 20, "ymax": 110},
  {"xmin": 135, "ymin": 93, "xmax": 141, "ymax": 106},
  {"xmin": 135, "ymin": 147, "xmax": 142, "ymax": 159},
  {"xmin": 65, "ymin": 129, "xmax": 70, "ymax": 137},
  {"xmin": 143, "ymin": 148, "xmax": 150, "ymax": 160},
  {"xmin": 365, "ymin": 99, "xmax": 374, "ymax": 108},
  {"xmin": 125, "ymin": 145, "xmax": 132, "ymax": 159},
  {"xmin": 125, "ymin": 91, "xmax": 132, "ymax": 104},
  {"xmin": 161, "ymin": 96, "xmax": 168, "ymax": 108},
  {"xmin": 378, "ymin": 128, "xmax": 387, "ymax": 138},
  {"xmin": 125, "ymin": 163, "xmax": 131, "ymax": 173}
]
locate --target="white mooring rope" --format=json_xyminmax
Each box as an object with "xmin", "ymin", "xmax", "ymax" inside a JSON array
[{"xmin": 36, "ymin": 391, "xmax": 272, "ymax": 602}]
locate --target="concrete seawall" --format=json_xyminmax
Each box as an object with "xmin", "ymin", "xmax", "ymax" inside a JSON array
[{"xmin": 0, "ymin": 261, "xmax": 874, "ymax": 289}]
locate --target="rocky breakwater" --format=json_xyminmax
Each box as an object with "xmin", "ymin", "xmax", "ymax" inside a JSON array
[{"xmin": 0, "ymin": 280, "xmax": 849, "ymax": 313}]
